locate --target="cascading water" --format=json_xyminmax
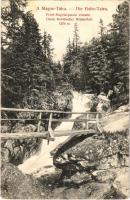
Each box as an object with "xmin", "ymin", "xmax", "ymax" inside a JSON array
[{"xmin": 18, "ymin": 91, "xmax": 94, "ymax": 177}]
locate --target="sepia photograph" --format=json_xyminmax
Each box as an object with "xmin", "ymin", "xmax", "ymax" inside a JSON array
[{"xmin": 1, "ymin": 0, "xmax": 129, "ymax": 199}]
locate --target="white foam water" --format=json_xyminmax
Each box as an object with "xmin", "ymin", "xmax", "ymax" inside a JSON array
[{"xmin": 18, "ymin": 91, "xmax": 93, "ymax": 177}]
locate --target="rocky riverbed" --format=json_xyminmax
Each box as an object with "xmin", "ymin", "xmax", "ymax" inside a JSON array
[{"xmin": 1, "ymin": 92, "xmax": 129, "ymax": 199}]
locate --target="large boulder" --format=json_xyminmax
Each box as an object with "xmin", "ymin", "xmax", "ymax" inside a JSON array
[
  {"xmin": 51, "ymin": 181, "xmax": 126, "ymax": 199},
  {"xmin": 1, "ymin": 124, "xmax": 42, "ymax": 165},
  {"xmin": 53, "ymin": 130, "xmax": 129, "ymax": 198},
  {"xmin": 54, "ymin": 90, "xmax": 73, "ymax": 111},
  {"xmin": 96, "ymin": 93, "xmax": 111, "ymax": 114},
  {"xmin": 1, "ymin": 162, "xmax": 44, "ymax": 199},
  {"xmin": 53, "ymin": 131, "xmax": 128, "ymax": 173}
]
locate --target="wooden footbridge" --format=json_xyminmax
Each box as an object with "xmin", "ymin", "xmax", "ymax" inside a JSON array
[{"xmin": 1, "ymin": 108, "xmax": 102, "ymax": 141}]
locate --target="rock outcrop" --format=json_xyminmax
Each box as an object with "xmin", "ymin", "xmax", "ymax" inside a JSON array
[
  {"xmin": 51, "ymin": 180, "xmax": 126, "ymax": 199},
  {"xmin": 53, "ymin": 130, "xmax": 129, "ymax": 198},
  {"xmin": 1, "ymin": 162, "xmax": 44, "ymax": 199},
  {"xmin": 97, "ymin": 93, "xmax": 111, "ymax": 114},
  {"xmin": 1, "ymin": 124, "xmax": 42, "ymax": 165},
  {"xmin": 51, "ymin": 104, "xmax": 129, "ymax": 199}
]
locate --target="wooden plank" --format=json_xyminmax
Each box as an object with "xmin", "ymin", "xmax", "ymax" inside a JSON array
[
  {"xmin": 47, "ymin": 113, "xmax": 55, "ymax": 143},
  {"xmin": 96, "ymin": 113, "xmax": 104, "ymax": 132},
  {"xmin": 0, "ymin": 118, "xmax": 97, "ymax": 122},
  {"xmin": 86, "ymin": 113, "xmax": 89, "ymax": 129},
  {"xmin": 1, "ymin": 107, "xmax": 99, "ymax": 115},
  {"xmin": 48, "ymin": 113, "xmax": 52, "ymax": 131},
  {"xmin": 0, "ymin": 130, "xmax": 97, "ymax": 140},
  {"xmin": 1, "ymin": 119, "xmax": 36, "ymax": 121},
  {"xmin": 37, "ymin": 112, "xmax": 42, "ymax": 132},
  {"xmin": 51, "ymin": 118, "xmax": 97, "ymax": 122},
  {"xmin": 0, "ymin": 132, "xmax": 48, "ymax": 140}
]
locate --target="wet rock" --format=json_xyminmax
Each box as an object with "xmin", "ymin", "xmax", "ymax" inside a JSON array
[
  {"xmin": 73, "ymin": 113, "xmax": 98, "ymax": 130},
  {"xmin": 2, "ymin": 124, "xmax": 42, "ymax": 165},
  {"xmin": 56, "ymin": 91, "xmax": 73, "ymax": 111},
  {"xmin": 97, "ymin": 93, "xmax": 111, "ymax": 114},
  {"xmin": 1, "ymin": 125, "xmax": 11, "ymax": 133},
  {"xmin": 1, "ymin": 148, "xmax": 11, "ymax": 163},
  {"xmin": 69, "ymin": 171, "xmax": 92, "ymax": 185},
  {"xmin": 1, "ymin": 162, "xmax": 44, "ymax": 199},
  {"xmin": 12, "ymin": 146, "xmax": 24, "ymax": 164}
]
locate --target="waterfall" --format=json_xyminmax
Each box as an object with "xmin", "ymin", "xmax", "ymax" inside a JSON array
[
  {"xmin": 18, "ymin": 91, "xmax": 94, "ymax": 177},
  {"xmin": 56, "ymin": 91, "xmax": 93, "ymax": 131}
]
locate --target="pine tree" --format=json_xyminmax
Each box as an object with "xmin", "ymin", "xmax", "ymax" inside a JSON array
[
  {"xmin": 1, "ymin": 0, "xmax": 55, "ymax": 107},
  {"xmin": 109, "ymin": 1, "xmax": 129, "ymax": 93},
  {"xmin": 42, "ymin": 31, "xmax": 53, "ymax": 61},
  {"xmin": 73, "ymin": 23, "xmax": 80, "ymax": 54},
  {"xmin": 1, "ymin": 0, "xmax": 27, "ymax": 106}
]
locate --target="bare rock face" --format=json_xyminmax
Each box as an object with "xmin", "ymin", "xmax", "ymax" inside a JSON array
[
  {"xmin": 53, "ymin": 130, "xmax": 129, "ymax": 198},
  {"xmin": 1, "ymin": 162, "xmax": 44, "ymax": 199},
  {"xmin": 1, "ymin": 124, "xmax": 42, "ymax": 165}
]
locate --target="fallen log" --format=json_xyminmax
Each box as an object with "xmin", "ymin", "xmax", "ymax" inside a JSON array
[{"xmin": 0, "ymin": 130, "xmax": 97, "ymax": 140}]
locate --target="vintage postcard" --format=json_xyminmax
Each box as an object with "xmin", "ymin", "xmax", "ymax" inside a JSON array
[{"xmin": 1, "ymin": 0, "xmax": 129, "ymax": 199}]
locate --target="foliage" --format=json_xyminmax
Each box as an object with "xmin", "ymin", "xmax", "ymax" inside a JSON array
[
  {"xmin": 1, "ymin": 1, "xmax": 129, "ymax": 110},
  {"xmin": 1, "ymin": 0, "xmax": 63, "ymax": 108},
  {"xmin": 63, "ymin": 1, "xmax": 129, "ymax": 105}
]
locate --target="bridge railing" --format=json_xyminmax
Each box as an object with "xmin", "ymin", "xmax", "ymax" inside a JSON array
[{"xmin": 1, "ymin": 107, "xmax": 101, "ymax": 141}]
